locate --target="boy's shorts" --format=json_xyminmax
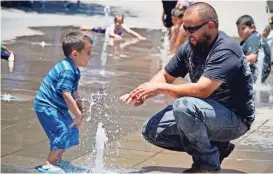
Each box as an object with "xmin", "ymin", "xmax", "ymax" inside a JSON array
[{"xmin": 35, "ymin": 107, "xmax": 79, "ymax": 151}]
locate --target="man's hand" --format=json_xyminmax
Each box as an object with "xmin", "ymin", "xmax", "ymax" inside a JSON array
[
  {"xmin": 130, "ymin": 82, "xmax": 160, "ymax": 100},
  {"xmin": 119, "ymin": 93, "xmax": 144, "ymax": 106}
]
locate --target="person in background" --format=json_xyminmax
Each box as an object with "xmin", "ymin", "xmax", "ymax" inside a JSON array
[
  {"xmin": 236, "ymin": 15, "xmax": 271, "ymax": 83},
  {"xmin": 262, "ymin": 14, "xmax": 273, "ymax": 64},
  {"xmin": 161, "ymin": 0, "xmax": 178, "ymax": 31},
  {"xmin": 1, "ymin": 45, "xmax": 14, "ymax": 61},
  {"xmin": 169, "ymin": 7, "xmax": 186, "ymax": 54},
  {"xmin": 80, "ymin": 14, "xmax": 146, "ymax": 40},
  {"xmin": 176, "ymin": 0, "xmax": 194, "ymax": 8}
]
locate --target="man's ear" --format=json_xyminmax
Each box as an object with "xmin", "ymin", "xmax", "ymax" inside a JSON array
[{"xmin": 208, "ymin": 21, "xmax": 215, "ymax": 30}]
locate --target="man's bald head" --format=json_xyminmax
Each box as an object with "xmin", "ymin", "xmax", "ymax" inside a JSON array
[{"xmin": 185, "ymin": 2, "xmax": 219, "ymax": 29}]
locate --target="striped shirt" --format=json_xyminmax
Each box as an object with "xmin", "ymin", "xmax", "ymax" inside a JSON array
[{"xmin": 34, "ymin": 57, "xmax": 80, "ymax": 113}]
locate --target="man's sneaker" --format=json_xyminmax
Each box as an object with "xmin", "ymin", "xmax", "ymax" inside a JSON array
[{"xmin": 219, "ymin": 143, "xmax": 235, "ymax": 163}]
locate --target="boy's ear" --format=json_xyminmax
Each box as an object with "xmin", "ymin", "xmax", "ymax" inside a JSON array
[
  {"xmin": 250, "ymin": 24, "xmax": 256, "ymax": 30},
  {"xmin": 71, "ymin": 50, "xmax": 78, "ymax": 58}
]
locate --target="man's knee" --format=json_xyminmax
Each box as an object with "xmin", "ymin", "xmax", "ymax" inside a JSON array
[
  {"xmin": 142, "ymin": 105, "xmax": 173, "ymax": 141},
  {"xmin": 173, "ymin": 97, "xmax": 198, "ymax": 121},
  {"xmin": 141, "ymin": 118, "xmax": 151, "ymax": 140}
]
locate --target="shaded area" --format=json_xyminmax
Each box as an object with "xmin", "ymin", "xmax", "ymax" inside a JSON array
[
  {"xmin": 1, "ymin": 1, "xmax": 137, "ymax": 17},
  {"xmin": 132, "ymin": 166, "xmax": 245, "ymax": 173}
]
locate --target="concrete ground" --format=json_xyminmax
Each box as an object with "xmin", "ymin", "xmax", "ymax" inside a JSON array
[{"xmin": 1, "ymin": 99, "xmax": 273, "ymax": 173}]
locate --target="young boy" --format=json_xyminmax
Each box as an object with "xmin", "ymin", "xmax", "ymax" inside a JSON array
[
  {"xmin": 169, "ymin": 7, "xmax": 186, "ymax": 54},
  {"xmin": 236, "ymin": 15, "xmax": 271, "ymax": 83},
  {"xmin": 34, "ymin": 31, "xmax": 92, "ymax": 173},
  {"xmin": 80, "ymin": 14, "xmax": 146, "ymax": 40}
]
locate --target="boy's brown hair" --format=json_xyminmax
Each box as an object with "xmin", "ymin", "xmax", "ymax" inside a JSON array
[{"xmin": 62, "ymin": 31, "xmax": 92, "ymax": 57}]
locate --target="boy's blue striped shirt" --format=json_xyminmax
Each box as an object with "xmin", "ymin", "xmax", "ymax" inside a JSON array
[{"xmin": 34, "ymin": 57, "xmax": 80, "ymax": 112}]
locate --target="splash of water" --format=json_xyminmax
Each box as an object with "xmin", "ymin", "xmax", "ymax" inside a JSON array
[
  {"xmin": 30, "ymin": 41, "xmax": 52, "ymax": 47},
  {"xmin": 81, "ymin": 91, "xmax": 108, "ymax": 122},
  {"xmin": 255, "ymin": 47, "xmax": 265, "ymax": 85},
  {"xmin": 8, "ymin": 52, "xmax": 15, "ymax": 73},
  {"xmin": 93, "ymin": 122, "xmax": 108, "ymax": 173},
  {"xmin": 101, "ymin": 6, "xmax": 111, "ymax": 68},
  {"xmin": 266, "ymin": 3, "xmax": 271, "ymax": 19},
  {"xmin": 39, "ymin": 41, "xmax": 51, "ymax": 47},
  {"xmin": 160, "ymin": 30, "xmax": 170, "ymax": 69},
  {"xmin": 104, "ymin": 6, "xmax": 111, "ymax": 26},
  {"xmin": 0, "ymin": 93, "xmax": 23, "ymax": 102},
  {"xmin": 69, "ymin": 91, "xmax": 108, "ymax": 128},
  {"xmin": 253, "ymin": 43, "xmax": 273, "ymax": 104}
]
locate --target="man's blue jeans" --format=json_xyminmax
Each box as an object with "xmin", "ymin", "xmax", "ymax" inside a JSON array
[{"xmin": 142, "ymin": 97, "xmax": 249, "ymax": 171}]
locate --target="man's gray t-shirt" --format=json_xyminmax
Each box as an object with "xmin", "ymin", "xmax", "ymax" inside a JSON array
[{"xmin": 165, "ymin": 31, "xmax": 255, "ymax": 128}]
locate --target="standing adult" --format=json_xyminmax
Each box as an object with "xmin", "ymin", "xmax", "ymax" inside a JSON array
[{"xmin": 161, "ymin": 1, "xmax": 178, "ymax": 29}]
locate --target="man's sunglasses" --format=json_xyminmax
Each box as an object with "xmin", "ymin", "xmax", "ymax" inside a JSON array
[{"xmin": 183, "ymin": 21, "xmax": 211, "ymax": 33}]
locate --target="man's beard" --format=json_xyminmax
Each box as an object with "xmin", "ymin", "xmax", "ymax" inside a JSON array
[{"xmin": 189, "ymin": 32, "xmax": 211, "ymax": 52}]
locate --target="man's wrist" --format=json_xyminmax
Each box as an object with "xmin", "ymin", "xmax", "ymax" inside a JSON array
[{"xmin": 157, "ymin": 83, "xmax": 167, "ymax": 93}]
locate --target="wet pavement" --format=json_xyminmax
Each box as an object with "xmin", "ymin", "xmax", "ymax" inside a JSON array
[{"xmin": 1, "ymin": 26, "xmax": 273, "ymax": 173}]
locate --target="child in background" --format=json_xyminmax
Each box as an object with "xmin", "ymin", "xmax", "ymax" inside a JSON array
[
  {"xmin": 169, "ymin": 7, "xmax": 186, "ymax": 54},
  {"xmin": 1, "ymin": 45, "xmax": 14, "ymax": 61},
  {"xmin": 80, "ymin": 14, "xmax": 146, "ymax": 40},
  {"xmin": 236, "ymin": 15, "xmax": 271, "ymax": 83},
  {"xmin": 34, "ymin": 31, "xmax": 92, "ymax": 173},
  {"xmin": 262, "ymin": 14, "xmax": 273, "ymax": 64},
  {"xmin": 176, "ymin": 0, "xmax": 194, "ymax": 8}
]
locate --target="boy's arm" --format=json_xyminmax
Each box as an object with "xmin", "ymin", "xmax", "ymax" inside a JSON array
[
  {"xmin": 63, "ymin": 91, "xmax": 82, "ymax": 119},
  {"xmin": 56, "ymin": 70, "xmax": 82, "ymax": 127},
  {"xmin": 109, "ymin": 31, "xmax": 122, "ymax": 40},
  {"xmin": 74, "ymin": 91, "xmax": 84, "ymax": 112},
  {"xmin": 169, "ymin": 27, "xmax": 176, "ymax": 53},
  {"xmin": 243, "ymin": 34, "xmax": 260, "ymax": 64},
  {"xmin": 108, "ymin": 26, "xmax": 122, "ymax": 40},
  {"xmin": 262, "ymin": 25, "xmax": 271, "ymax": 38},
  {"xmin": 246, "ymin": 54, "xmax": 257, "ymax": 63},
  {"xmin": 174, "ymin": 26, "xmax": 186, "ymax": 51},
  {"xmin": 124, "ymin": 27, "xmax": 146, "ymax": 40}
]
